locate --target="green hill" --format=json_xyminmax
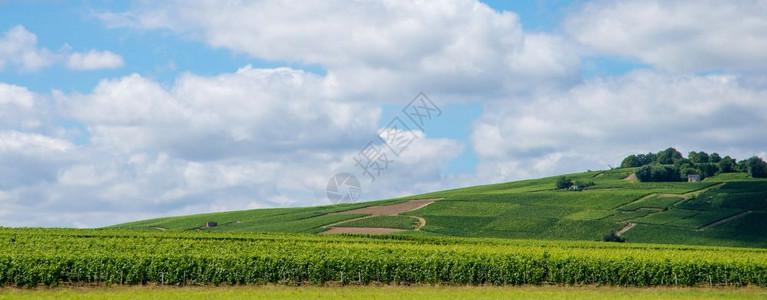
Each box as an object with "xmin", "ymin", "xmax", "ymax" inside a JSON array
[{"xmin": 107, "ymin": 168, "xmax": 767, "ymax": 248}]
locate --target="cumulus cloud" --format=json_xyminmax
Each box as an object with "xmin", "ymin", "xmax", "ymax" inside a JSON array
[
  {"xmin": 0, "ymin": 25, "xmax": 124, "ymax": 72},
  {"xmin": 60, "ymin": 66, "xmax": 381, "ymax": 159},
  {"xmin": 0, "ymin": 83, "xmax": 42, "ymax": 129},
  {"xmin": 98, "ymin": 0, "xmax": 580, "ymax": 99},
  {"xmin": 0, "ymin": 25, "xmax": 56, "ymax": 72},
  {"xmin": 0, "ymin": 66, "xmax": 464, "ymax": 227},
  {"xmin": 472, "ymin": 70, "xmax": 767, "ymax": 181},
  {"xmin": 565, "ymin": 0, "xmax": 767, "ymax": 72},
  {"xmin": 66, "ymin": 50, "xmax": 124, "ymax": 70}
]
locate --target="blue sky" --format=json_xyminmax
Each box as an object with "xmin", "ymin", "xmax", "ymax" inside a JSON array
[
  {"xmin": 1, "ymin": 0, "xmax": 766, "ymax": 227},
  {"xmin": 0, "ymin": 0, "xmax": 523, "ymax": 176},
  {"xmin": 2, "ymin": 0, "xmax": 625, "ymax": 89},
  {"xmin": 0, "ymin": 0, "xmax": 616, "ymax": 175}
]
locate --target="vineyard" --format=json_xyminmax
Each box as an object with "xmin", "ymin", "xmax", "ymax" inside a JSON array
[
  {"xmin": 2, "ymin": 228, "xmax": 767, "ymax": 287},
  {"xmin": 109, "ymin": 169, "xmax": 767, "ymax": 248}
]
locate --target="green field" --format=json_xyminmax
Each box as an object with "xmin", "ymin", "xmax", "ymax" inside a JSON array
[
  {"xmin": 107, "ymin": 169, "xmax": 767, "ymax": 248},
  {"xmin": 2, "ymin": 285, "xmax": 766, "ymax": 300},
  {"xmin": 337, "ymin": 215, "xmax": 420, "ymax": 229},
  {"xmin": 4, "ymin": 169, "xmax": 767, "ymax": 293},
  {"xmin": 2, "ymin": 228, "xmax": 767, "ymax": 288},
  {"xmin": 108, "ymin": 200, "xmax": 403, "ymax": 233}
]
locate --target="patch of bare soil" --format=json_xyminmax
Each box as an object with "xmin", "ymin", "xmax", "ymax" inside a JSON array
[
  {"xmin": 623, "ymin": 173, "xmax": 637, "ymax": 182},
  {"xmin": 319, "ymin": 227, "xmax": 405, "ymax": 235},
  {"xmin": 328, "ymin": 199, "xmax": 441, "ymax": 216},
  {"xmin": 413, "ymin": 216, "xmax": 426, "ymax": 230},
  {"xmin": 615, "ymin": 223, "xmax": 635, "ymax": 236}
]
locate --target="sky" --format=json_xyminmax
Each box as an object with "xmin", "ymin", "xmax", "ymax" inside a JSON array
[{"xmin": 1, "ymin": 0, "xmax": 766, "ymax": 228}]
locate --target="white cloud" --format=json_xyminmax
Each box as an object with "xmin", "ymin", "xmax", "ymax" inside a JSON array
[
  {"xmin": 0, "ymin": 131, "xmax": 73, "ymax": 192},
  {"xmin": 60, "ymin": 66, "xmax": 381, "ymax": 159},
  {"xmin": 565, "ymin": 0, "xmax": 767, "ymax": 72},
  {"xmin": 67, "ymin": 50, "xmax": 124, "ymax": 70},
  {"xmin": 0, "ymin": 131, "xmax": 72, "ymax": 155},
  {"xmin": 472, "ymin": 70, "xmax": 767, "ymax": 181},
  {"xmin": 0, "ymin": 25, "xmax": 55, "ymax": 72},
  {"xmin": 98, "ymin": 0, "xmax": 580, "ymax": 99},
  {"xmin": 0, "ymin": 66, "xmax": 465, "ymax": 227},
  {"xmin": 0, "ymin": 83, "xmax": 41, "ymax": 129},
  {"xmin": 0, "ymin": 25, "xmax": 124, "ymax": 72}
]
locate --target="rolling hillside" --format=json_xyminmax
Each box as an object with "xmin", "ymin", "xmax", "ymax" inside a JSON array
[{"xmin": 108, "ymin": 168, "xmax": 767, "ymax": 248}]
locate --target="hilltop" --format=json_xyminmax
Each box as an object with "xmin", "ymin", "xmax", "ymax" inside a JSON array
[{"xmin": 108, "ymin": 166, "xmax": 767, "ymax": 248}]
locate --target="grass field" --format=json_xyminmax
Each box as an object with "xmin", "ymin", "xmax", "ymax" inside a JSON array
[
  {"xmin": 107, "ymin": 168, "xmax": 767, "ymax": 248},
  {"xmin": 2, "ymin": 285, "xmax": 766, "ymax": 300}
]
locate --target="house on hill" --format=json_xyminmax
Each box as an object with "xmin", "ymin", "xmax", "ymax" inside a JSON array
[
  {"xmin": 687, "ymin": 174, "xmax": 701, "ymax": 182},
  {"xmin": 205, "ymin": 221, "xmax": 218, "ymax": 228}
]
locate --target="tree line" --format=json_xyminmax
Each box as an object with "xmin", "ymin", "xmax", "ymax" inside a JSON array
[{"xmin": 620, "ymin": 147, "xmax": 767, "ymax": 182}]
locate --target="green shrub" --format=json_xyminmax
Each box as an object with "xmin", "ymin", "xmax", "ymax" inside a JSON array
[
  {"xmin": 602, "ymin": 230, "xmax": 625, "ymax": 243},
  {"xmin": 556, "ymin": 176, "xmax": 573, "ymax": 189}
]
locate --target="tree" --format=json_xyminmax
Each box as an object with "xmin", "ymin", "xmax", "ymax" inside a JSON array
[
  {"xmin": 697, "ymin": 151, "xmax": 710, "ymax": 163},
  {"xmin": 674, "ymin": 158, "xmax": 692, "ymax": 169},
  {"xmin": 718, "ymin": 156, "xmax": 735, "ymax": 173},
  {"xmin": 635, "ymin": 165, "xmax": 653, "ymax": 182},
  {"xmin": 745, "ymin": 156, "xmax": 767, "ymax": 178},
  {"xmin": 654, "ymin": 165, "xmax": 681, "ymax": 181},
  {"xmin": 622, "ymin": 153, "xmax": 659, "ymax": 168},
  {"xmin": 621, "ymin": 155, "xmax": 641, "ymax": 168},
  {"xmin": 680, "ymin": 166, "xmax": 702, "ymax": 179},
  {"xmin": 698, "ymin": 163, "xmax": 718, "ymax": 178},
  {"xmin": 556, "ymin": 176, "xmax": 573, "ymax": 189},
  {"xmin": 639, "ymin": 153, "xmax": 657, "ymax": 165},
  {"xmin": 710, "ymin": 153, "xmax": 722, "ymax": 163},
  {"xmin": 688, "ymin": 151, "xmax": 699, "ymax": 163},
  {"xmin": 636, "ymin": 165, "xmax": 681, "ymax": 182},
  {"xmin": 657, "ymin": 147, "xmax": 683, "ymax": 164}
]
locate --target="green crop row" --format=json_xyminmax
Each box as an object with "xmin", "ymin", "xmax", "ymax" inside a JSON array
[
  {"xmin": 1, "ymin": 228, "xmax": 766, "ymax": 287},
  {"xmin": 338, "ymin": 216, "xmax": 419, "ymax": 229}
]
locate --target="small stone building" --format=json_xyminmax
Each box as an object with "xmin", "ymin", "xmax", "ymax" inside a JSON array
[
  {"xmin": 205, "ymin": 221, "xmax": 218, "ymax": 228},
  {"xmin": 687, "ymin": 174, "xmax": 701, "ymax": 183}
]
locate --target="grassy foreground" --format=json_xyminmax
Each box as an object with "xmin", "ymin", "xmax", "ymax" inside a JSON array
[{"xmin": 1, "ymin": 285, "xmax": 766, "ymax": 300}]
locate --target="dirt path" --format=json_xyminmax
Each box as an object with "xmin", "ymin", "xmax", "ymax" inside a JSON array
[
  {"xmin": 622, "ymin": 173, "xmax": 637, "ymax": 182},
  {"xmin": 615, "ymin": 223, "xmax": 635, "ymax": 236},
  {"xmin": 327, "ymin": 198, "xmax": 442, "ymax": 216},
  {"xmin": 413, "ymin": 216, "xmax": 426, "ymax": 230},
  {"xmin": 320, "ymin": 227, "xmax": 406, "ymax": 235},
  {"xmin": 668, "ymin": 182, "xmax": 724, "ymax": 199},
  {"xmin": 615, "ymin": 193, "xmax": 657, "ymax": 211},
  {"xmin": 698, "ymin": 211, "xmax": 752, "ymax": 231},
  {"xmin": 646, "ymin": 182, "xmax": 725, "ymax": 199},
  {"xmin": 321, "ymin": 198, "xmax": 441, "ymax": 234}
]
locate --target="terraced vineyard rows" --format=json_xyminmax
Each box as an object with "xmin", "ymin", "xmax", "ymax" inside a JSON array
[{"xmin": 110, "ymin": 169, "xmax": 767, "ymax": 248}]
